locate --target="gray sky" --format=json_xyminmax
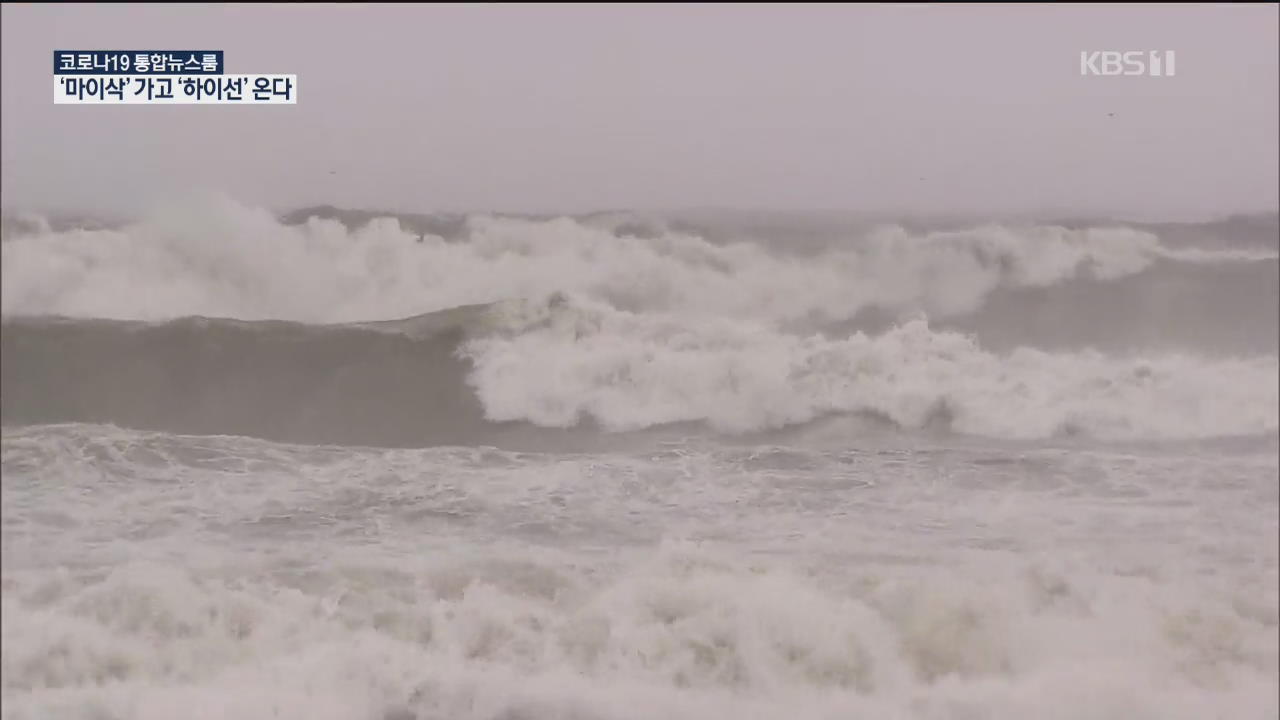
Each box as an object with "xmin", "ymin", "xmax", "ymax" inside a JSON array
[{"xmin": 2, "ymin": 3, "xmax": 1277, "ymax": 220}]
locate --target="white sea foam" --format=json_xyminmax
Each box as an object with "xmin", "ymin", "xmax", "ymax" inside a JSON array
[
  {"xmin": 3, "ymin": 553, "xmax": 1276, "ymax": 720},
  {"xmin": 2, "ymin": 425, "xmax": 1277, "ymax": 720},
  {"xmin": 3, "ymin": 197, "xmax": 1277, "ymax": 718},
  {"xmin": 2, "ymin": 195, "xmax": 1268, "ymax": 324},
  {"xmin": 462, "ymin": 296, "xmax": 1279, "ymax": 440}
]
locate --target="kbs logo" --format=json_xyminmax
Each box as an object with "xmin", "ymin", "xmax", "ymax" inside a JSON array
[{"xmin": 1080, "ymin": 51, "xmax": 1176, "ymax": 77}]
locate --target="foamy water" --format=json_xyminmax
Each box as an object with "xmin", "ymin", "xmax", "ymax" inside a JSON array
[
  {"xmin": 2, "ymin": 196, "xmax": 1275, "ymax": 326},
  {"xmin": 2, "ymin": 426, "xmax": 1276, "ymax": 720},
  {"xmin": 2, "ymin": 199, "xmax": 1277, "ymax": 718}
]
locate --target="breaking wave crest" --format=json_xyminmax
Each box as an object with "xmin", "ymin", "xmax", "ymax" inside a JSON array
[
  {"xmin": 2, "ymin": 295, "xmax": 1275, "ymax": 445},
  {"xmin": 3, "ymin": 545, "xmax": 1275, "ymax": 720},
  {"xmin": 2, "ymin": 196, "xmax": 1273, "ymax": 328},
  {"xmin": 463, "ymin": 297, "xmax": 1278, "ymax": 441},
  {"xmin": 2, "ymin": 197, "xmax": 1275, "ymax": 446}
]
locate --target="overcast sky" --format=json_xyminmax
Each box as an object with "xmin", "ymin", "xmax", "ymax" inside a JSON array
[{"xmin": 2, "ymin": 3, "xmax": 1276, "ymax": 220}]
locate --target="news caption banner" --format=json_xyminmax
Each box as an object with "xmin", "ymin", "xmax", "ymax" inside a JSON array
[{"xmin": 54, "ymin": 51, "xmax": 295, "ymax": 104}]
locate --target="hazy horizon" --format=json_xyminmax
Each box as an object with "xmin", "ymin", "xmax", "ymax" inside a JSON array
[{"xmin": 3, "ymin": 4, "xmax": 1278, "ymax": 221}]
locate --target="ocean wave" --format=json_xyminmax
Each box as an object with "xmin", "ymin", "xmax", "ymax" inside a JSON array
[
  {"xmin": 3, "ymin": 417, "xmax": 1275, "ymax": 720},
  {"xmin": 2, "ymin": 545, "xmax": 1275, "ymax": 720},
  {"xmin": 3, "ymin": 296, "xmax": 1275, "ymax": 445},
  {"xmin": 2, "ymin": 196, "xmax": 1272, "ymax": 328},
  {"xmin": 463, "ymin": 296, "xmax": 1278, "ymax": 441}
]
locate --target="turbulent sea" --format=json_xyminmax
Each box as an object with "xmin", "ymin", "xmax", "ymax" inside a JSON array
[{"xmin": 2, "ymin": 198, "xmax": 1277, "ymax": 719}]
